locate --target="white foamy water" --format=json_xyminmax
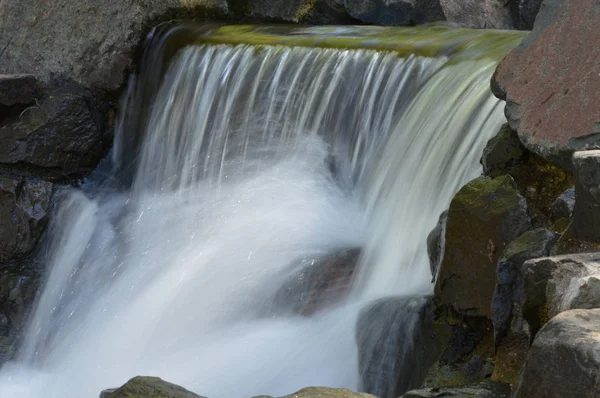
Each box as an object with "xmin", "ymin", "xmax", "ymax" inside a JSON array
[{"xmin": 0, "ymin": 36, "xmax": 508, "ymax": 398}]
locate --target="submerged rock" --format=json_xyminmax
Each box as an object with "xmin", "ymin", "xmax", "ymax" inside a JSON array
[
  {"xmin": 401, "ymin": 380, "xmax": 510, "ymax": 398},
  {"xmin": 492, "ymin": 0, "xmax": 600, "ymax": 169},
  {"xmin": 513, "ymin": 309, "xmax": 600, "ymax": 398},
  {"xmin": 435, "ymin": 175, "xmax": 532, "ymax": 318},
  {"xmin": 100, "ymin": 376, "xmax": 204, "ymax": 398}
]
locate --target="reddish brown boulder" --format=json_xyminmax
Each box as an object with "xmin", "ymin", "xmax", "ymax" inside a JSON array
[{"xmin": 492, "ymin": 0, "xmax": 600, "ymax": 169}]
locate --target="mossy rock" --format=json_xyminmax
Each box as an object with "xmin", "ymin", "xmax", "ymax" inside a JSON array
[
  {"xmin": 491, "ymin": 332, "xmax": 529, "ymax": 387},
  {"xmin": 435, "ymin": 175, "xmax": 532, "ymax": 318},
  {"xmin": 100, "ymin": 376, "xmax": 203, "ymax": 398}
]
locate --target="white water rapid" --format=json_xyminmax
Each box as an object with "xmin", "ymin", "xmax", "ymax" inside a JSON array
[{"xmin": 0, "ymin": 25, "xmax": 517, "ymax": 398}]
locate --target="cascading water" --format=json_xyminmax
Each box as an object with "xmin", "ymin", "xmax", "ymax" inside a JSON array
[{"xmin": 0, "ymin": 24, "xmax": 524, "ymax": 398}]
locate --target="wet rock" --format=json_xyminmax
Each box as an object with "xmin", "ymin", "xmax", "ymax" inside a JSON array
[
  {"xmin": 572, "ymin": 150, "xmax": 600, "ymax": 242},
  {"xmin": 342, "ymin": 0, "xmax": 445, "ymax": 25},
  {"xmin": 0, "ymin": 177, "xmax": 52, "ymax": 263},
  {"xmin": 0, "ymin": 74, "xmax": 38, "ymax": 107},
  {"xmin": 100, "ymin": 376, "xmax": 204, "ymax": 398},
  {"xmin": 0, "ymin": 88, "xmax": 110, "ymax": 180},
  {"xmin": 481, "ymin": 124, "xmax": 527, "ymax": 178},
  {"xmin": 401, "ymin": 381, "xmax": 511, "ymax": 398},
  {"xmin": 427, "ymin": 211, "xmax": 447, "ymax": 282},
  {"xmin": 435, "ymin": 175, "xmax": 532, "ymax": 318},
  {"xmin": 492, "ymin": 228, "xmax": 558, "ymax": 347},
  {"xmin": 423, "ymin": 356, "xmax": 494, "ymax": 389},
  {"xmin": 270, "ymin": 248, "xmax": 360, "ymax": 316},
  {"xmin": 492, "ymin": 0, "xmax": 600, "ymax": 169},
  {"xmin": 550, "ymin": 187, "xmax": 574, "ymax": 222},
  {"xmin": 513, "ymin": 309, "xmax": 600, "ymax": 398},
  {"xmin": 356, "ymin": 296, "xmax": 444, "ymax": 398},
  {"xmin": 439, "ymin": 0, "xmax": 515, "ymax": 29}
]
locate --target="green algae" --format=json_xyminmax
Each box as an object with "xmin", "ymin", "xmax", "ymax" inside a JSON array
[{"xmin": 194, "ymin": 23, "xmax": 526, "ymax": 62}]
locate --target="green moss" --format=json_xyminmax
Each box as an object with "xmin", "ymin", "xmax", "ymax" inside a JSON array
[
  {"xmin": 453, "ymin": 175, "xmax": 521, "ymax": 216},
  {"xmin": 502, "ymin": 229, "xmax": 551, "ymax": 260}
]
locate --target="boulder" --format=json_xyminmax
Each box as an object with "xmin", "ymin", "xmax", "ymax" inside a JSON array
[
  {"xmin": 513, "ymin": 309, "xmax": 600, "ymax": 398},
  {"xmin": 100, "ymin": 376, "xmax": 204, "ymax": 398},
  {"xmin": 516, "ymin": 0, "xmax": 544, "ymax": 29},
  {"xmin": 439, "ymin": 0, "xmax": 515, "ymax": 29},
  {"xmin": 341, "ymin": 0, "xmax": 445, "ymax": 25},
  {"xmin": 0, "ymin": 88, "xmax": 110, "ymax": 180},
  {"xmin": 401, "ymin": 381, "xmax": 511, "ymax": 398},
  {"xmin": 550, "ymin": 187, "xmax": 575, "ymax": 222},
  {"xmin": 270, "ymin": 248, "xmax": 360, "ymax": 316},
  {"xmin": 572, "ymin": 150, "xmax": 600, "ymax": 242},
  {"xmin": 423, "ymin": 355, "xmax": 494, "ymax": 388},
  {"xmin": 491, "ymin": 228, "xmax": 558, "ymax": 347},
  {"xmin": 265, "ymin": 387, "xmax": 377, "ymax": 398},
  {"xmin": 492, "ymin": 0, "xmax": 600, "ymax": 169},
  {"xmin": 356, "ymin": 296, "xmax": 443, "ymax": 398},
  {"xmin": 0, "ymin": 177, "xmax": 52, "ymax": 263},
  {"xmin": 427, "ymin": 211, "xmax": 447, "ymax": 282},
  {"xmin": 0, "ymin": 74, "xmax": 38, "ymax": 107},
  {"xmin": 481, "ymin": 124, "xmax": 527, "ymax": 178},
  {"xmin": 435, "ymin": 175, "xmax": 532, "ymax": 318}
]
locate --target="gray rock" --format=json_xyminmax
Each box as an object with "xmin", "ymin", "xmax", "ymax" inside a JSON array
[
  {"xmin": 492, "ymin": 228, "xmax": 558, "ymax": 347},
  {"xmin": 0, "ymin": 177, "xmax": 52, "ymax": 263},
  {"xmin": 100, "ymin": 376, "xmax": 204, "ymax": 398},
  {"xmin": 0, "ymin": 88, "xmax": 110, "ymax": 180},
  {"xmin": 435, "ymin": 175, "xmax": 532, "ymax": 318},
  {"xmin": 401, "ymin": 381, "xmax": 511, "ymax": 398},
  {"xmin": 572, "ymin": 150, "xmax": 600, "ymax": 241},
  {"xmin": 342, "ymin": 0, "xmax": 445, "ymax": 25},
  {"xmin": 550, "ymin": 187, "xmax": 575, "ymax": 222},
  {"xmin": 271, "ymin": 387, "xmax": 377, "ymax": 398},
  {"xmin": 516, "ymin": 0, "xmax": 544, "ymax": 29},
  {"xmin": 427, "ymin": 211, "xmax": 447, "ymax": 282},
  {"xmin": 564, "ymin": 274, "xmax": 600, "ymax": 311},
  {"xmin": 481, "ymin": 124, "xmax": 527, "ymax": 178},
  {"xmin": 513, "ymin": 309, "xmax": 600, "ymax": 398},
  {"xmin": 0, "ymin": 74, "xmax": 38, "ymax": 107},
  {"xmin": 439, "ymin": 0, "xmax": 514, "ymax": 29}
]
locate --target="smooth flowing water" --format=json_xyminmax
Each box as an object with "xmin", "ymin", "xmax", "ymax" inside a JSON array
[{"xmin": 0, "ymin": 24, "xmax": 523, "ymax": 398}]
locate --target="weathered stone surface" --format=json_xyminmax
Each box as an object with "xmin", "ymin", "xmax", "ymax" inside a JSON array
[
  {"xmin": 0, "ymin": 88, "xmax": 110, "ymax": 180},
  {"xmin": 513, "ymin": 309, "xmax": 600, "ymax": 398},
  {"xmin": 423, "ymin": 355, "xmax": 494, "ymax": 389},
  {"xmin": 270, "ymin": 248, "xmax": 360, "ymax": 316},
  {"xmin": 276, "ymin": 387, "xmax": 376, "ymax": 398},
  {"xmin": 435, "ymin": 175, "xmax": 532, "ymax": 318},
  {"xmin": 492, "ymin": 0, "xmax": 600, "ymax": 169},
  {"xmin": 516, "ymin": 0, "xmax": 544, "ymax": 29},
  {"xmin": 0, "ymin": 75, "xmax": 38, "ymax": 107},
  {"xmin": 572, "ymin": 150, "xmax": 600, "ymax": 242},
  {"xmin": 439, "ymin": 0, "xmax": 515, "ymax": 29},
  {"xmin": 401, "ymin": 381, "xmax": 511, "ymax": 398},
  {"xmin": 341, "ymin": 0, "xmax": 445, "ymax": 25},
  {"xmin": 356, "ymin": 296, "xmax": 443, "ymax": 398},
  {"xmin": 550, "ymin": 187, "xmax": 574, "ymax": 222},
  {"xmin": 519, "ymin": 252, "xmax": 600, "ymax": 337},
  {"xmin": 492, "ymin": 228, "xmax": 558, "ymax": 347},
  {"xmin": 481, "ymin": 124, "xmax": 527, "ymax": 178},
  {"xmin": 0, "ymin": 178, "xmax": 52, "ymax": 263},
  {"xmin": 427, "ymin": 211, "xmax": 447, "ymax": 282},
  {"xmin": 100, "ymin": 376, "xmax": 204, "ymax": 398}
]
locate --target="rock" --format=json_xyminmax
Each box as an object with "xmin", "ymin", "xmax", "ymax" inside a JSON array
[
  {"xmin": 0, "ymin": 88, "xmax": 110, "ymax": 180},
  {"xmin": 492, "ymin": 228, "xmax": 558, "ymax": 347},
  {"xmin": 513, "ymin": 309, "xmax": 600, "ymax": 398},
  {"xmin": 572, "ymin": 150, "xmax": 600, "ymax": 242},
  {"xmin": 435, "ymin": 175, "xmax": 532, "ymax": 318},
  {"xmin": 423, "ymin": 356, "xmax": 494, "ymax": 389},
  {"xmin": 519, "ymin": 252, "xmax": 600, "ymax": 338},
  {"xmin": 427, "ymin": 211, "xmax": 447, "ymax": 282},
  {"xmin": 270, "ymin": 248, "xmax": 360, "ymax": 316},
  {"xmin": 481, "ymin": 124, "xmax": 527, "ymax": 178},
  {"xmin": 272, "ymin": 387, "xmax": 377, "ymax": 398},
  {"xmin": 401, "ymin": 381, "xmax": 511, "ymax": 398},
  {"xmin": 516, "ymin": 0, "xmax": 544, "ymax": 29},
  {"xmin": 100, "ymin": 376, "xmax": 204, "ymax": 398},
  {"xmin": 550, "ymin": 187, "xmax": 575, "ymax": 222},
  {"xmin": 342, "ymin": 0, "xmax": 445, "ymax": 25},
  {"xmin": 356, "ymin": 296, "xmax": 444, "ymax": 398},
  {"xmin": 439, "ymin": 0, "xmax": 515, "ymax": 29},
  {"xmin": 0, "ymin": 74, "xmax": 38, "ymax": 107},
  {"xmin": 492, "ymin": 0, "xmax": 600, "ymax": 169},
  {"xmin": 0, "ymin": 177, "xmax": 52, "ymax": 263}
]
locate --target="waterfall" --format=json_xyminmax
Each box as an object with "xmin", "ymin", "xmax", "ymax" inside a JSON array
[{"xmin": 0, "ymin": 24, "xmax": 523, "ymax": 398}]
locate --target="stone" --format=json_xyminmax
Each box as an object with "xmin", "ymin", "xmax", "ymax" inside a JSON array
[
  {"xmin": 435, "ymin": 175, "xmax": 532, "ymax": 318},
  {"xmin": 491, "ymin": 228, "xmax": 558, "ymax": 347},
  {"xmin": 513, "ymin": 309, "xmax": 600, "ymax": 398},
  {"xmin": 572, "ymin": 150, "xmax": 600, "ymax": 242},
  {"xmin": 427, "ymin": 211, "xmax": 447, "ymax": 282},
  {"xmin": 342, "ymin": 0, "xmax": 445, "ymax": 25},
  {"xmin": 516, "ymin": 0, "xmax": 544, "ymax": 29},
  {"xmin": 550, "ymin": 187, "xmax": 574, "ymax": 222},
  {"xmin": 492, "ymin": 0, "xmax": 600, "ymax": 169},
  {"xmin": 481, "ymin": 124, "xmax": 527, "ymax": 178},
  {"xmin": 100, "ymin": 376, "xmax": 204, "ymax": 398},
  {"xmin": 0, "ymin": 177, "xmax": 52, "ymax": 263},
  {"xmin": 0, "ymin": 74, "xmax": 38, "ymax": 107},
  {"xmin": 519, "ymin": 252, "xmax": 600, "ymax": 338},
  {"xmin": 564, "ymin": 274, "xmax": 600, "ymax": 311},
  {"xmin": 439, "ymin": 0, "xmax": 515, "ymax": 29},
  {"xmin": 270, "ymin": 248, "xmax": 360, "ymax": 316},
  {"xmin": 401, "ymin": 381, "xmax": 511, "ymax": 398},
  {"xmin": 274, "ymin": 387, "xmax": 377, "ymax": 398},
  {"xmin": 356, "ymin": 296, "xmax": 444, "ymax": 398},
  {"xmin": 0, "ymin": 88, "xmax": 110, "ymax": 180}
]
